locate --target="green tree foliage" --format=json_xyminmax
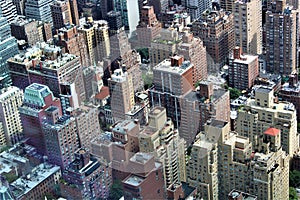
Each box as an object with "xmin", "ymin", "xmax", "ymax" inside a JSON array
[
  {"xmin": 142, "ymin": 73, "xmax": 153, "ymax": 90},
  {"xmin": 290, "ymin": 170, "xmax": 300, "ymax": 188},
  {"xmin": 289, "ymin": 187, "xmax": 298, "ymax": 200},
  {"xmin": 108, "ymin": 179, "xmax": 123, "ymax": 200},
  {"xmin": 229, "ymin": 87, "xmax": 241, "ymax": 100},
  {"xmin": 137, "ymin": 48, "xmax": 149, "ymax": 61},
  {"xmin": 3, "ymin": 173, "xmax": 18, "ymax": 183}
]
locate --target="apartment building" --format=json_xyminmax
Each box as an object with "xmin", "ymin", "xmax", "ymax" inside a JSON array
[
  {"xmin": 234, "ymin": 0, "xmax": 263, "ymax": 55},
  {"xmin": 0, "ymin": 87, "xmax": 23, "ymax": 145},
  {"xmin": 51, "ymin": 0, "xmax": 72, "ymax": 30},
  {"xmin": 228, "ymin": 47, "xmax": 259, "ymax": 90}
]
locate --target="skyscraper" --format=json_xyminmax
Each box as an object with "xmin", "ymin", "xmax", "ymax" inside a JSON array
[
  {"xmin": 68, "ymin": 0, "xmax": 79, "ymax": 25},
  {"xmin": 234, "ymin": 0, "xmax": 263, "ymax": 55},
  {"xmin": 0, "ymin": 9, "xmax": 19, "ymax": 88},
  {"xmin": 191, "ymin": 8, "xmax": 235, "ymax": 72},
  {"xmin": 108, "ymin": 69, "xmax": 135, "ymax": 122},
  {"xmin": 50, "ymin": 0, "xmax": 72, "ymax": 30},
  {"xmin": 25, "ymin": 0, "xmax": 53, "ymax": 23},
  {"xmin": 0, "ymin": 0, "xmax": 18, "ymax": 24},
  {"xmin": 265, "ymin": 0, "xmax": 298, "ymax": 75},
  {"xmin": 19, "ymin": 83, "xmax": 62, "ymax": 154}
]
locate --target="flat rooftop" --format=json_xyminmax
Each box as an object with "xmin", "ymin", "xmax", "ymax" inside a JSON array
[
  {"xmin": 123, "ymin": 175, "xmax": 145, "ymax": 186},
  {"xmin": 112, "ymin": 120, "xmax": 137, "ymax": 135},
  {"xmin": 154, "ymin": 59, "xmax": 193, "ymax": 75}
]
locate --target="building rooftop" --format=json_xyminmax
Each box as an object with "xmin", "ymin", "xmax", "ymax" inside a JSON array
[
  {"xmin": 112, "ymin": 120, "xmax": 137, "ymax": 135},
  {"xmin": 0, "ymin": 86, "xmax": 22, "ymax": 102},
  {"xmin": 231, "ymin": 54, "xmax": 258, "ymax": 65},
  {"xmin": 281, "ymin": 82, "xmax": 300, "ymax": 93},
  {"xmin": 10, "ymin": 163, "xmax": 60, "ymax": 199},
  {"xmin": 154, "ymin": 58, "xmax": 193, "ymax": 75},
  {"xmin": 123, "ymin": 175, "xmax": 145, "ymax": 186},
  {"xmin": 94, "ymin": 86, "xmax": 110, "ymax": 100},
  {"xmin": 24, "ymin": 83, "xmax": 54, "ymax": 107},
  {"xmin": 130, "ymin": 152, "xmax": 153, "ymax": 164},
  {"xmin": 228, "ymin": 189, "xmax": 257, "ymax": 200},
  {"xmin": 264, "ymin": 128, "xmax": 280, "ymax": 137}
]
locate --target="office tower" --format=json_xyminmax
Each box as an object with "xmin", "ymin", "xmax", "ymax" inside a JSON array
[
  {"xmin": 265, "ymin": 0, "xmax": 298, "ymax": 75},
  {"xmin": 19, "ymin": 83, "xmax": 62, "ymax": 154},
  {"xmin": 107, "ymin": 11, "xmax": 132, "ymax": 60},
  {"xmin": 0, "ymin": 123, "xmax": 5, "ymax": 146},
  {"xmin": 51, "ymin": 0, "xmax": 72, "ymax": 30},
  {"xmin": 0, "ymin": 87, "xmax": 23, "ymax": 145},
  {"xmin": 25, "ymin": 0, "xmax": 53, "ymax": 23},
  {"xmin": 191, "ymin": 8, "xmax": 235, "ymax": 72},
  {"xmin": 177, "ymin": 32, "xmax": 207, "ymax": 84},
  {"xmin": 0, "ymin": 0, "xmax": 18, "ymax": 24},
  {"xmin": 122, "ymin": 153, "xmax": 165, "ymax": 200},
  {"xmin": 69, "ymin": 0, "xmax": 79, "ymax": 25},
  {"xmin": 236, "ymin": 87, "xmax": 299, "ymax": 155},
  {"xmin": 100, "ymin": 0, "xmax": 114, "ymax": 19},
  {"xmin": 61, "ymin": 149, "xmax": 112, "ymax": 199},
  {"xmin": 10, "ymin": 16, "xmax": 44, "ymax": 46},
  {"xmin": 55, "ymin": 24, "xmax": 89, "ymax": 67},
  {"xmin": 113, "ymin": 0, "xmax": 140, "ymax": 37},
  {"xmin": 150, "ymin": 28, "xmax": 180, "ymax": 68},
  {"xmin": 136, "ymin": 6, "xmax": 162, "ymax": 48},
  {"xmin": 108, "ymin": 69, "xmax": 134, "ymax": 122},
  {"xmin": 228, "ymin": 47, "xmax": 259, "ymax": 90},
  {"xmin": 42, "ymin": 109, "xmax": 80, "ymax": 169},
  {"xmin": 12, "ymin": 0, "xmax": 26, "ymax": 15},
  {"xmin": 139, "ymin": 107, "xmax": 186, "ymax": 187},
  {"xmin": 73, "ymin": 104, "xmax": 101, "ymax": 150},
  {"xmin": 0, "ymin": 11, "xmax": 18, "ymax": 88},
  {"xmin": 234, "ymin": 0, "xmax": 263, "ymax": 55},
  {"xmin": 186, "ymin": 0, "xmax": 212, "ymax": 20},
  {"xmin": 10, "ymin": 163, "xmax": 61, "ymax": 200},
  {"xmin": 82, "ymin": 65, "xmax": 104, "ymax": 100}
]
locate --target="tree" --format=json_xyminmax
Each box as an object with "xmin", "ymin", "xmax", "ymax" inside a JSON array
[
  {"xmin": 3, "ymin": 173, "xmax": 18, "ymax": 183},
  {"xmin": 142, "ymin": 72, "xmax": 153, "ymax": 90},
  {"xmin": 290, "ymin": 170, "xmax": 300, "ymax": 188},
  {"xmin": 229, "ymin": 87, "xmax": 241, "ymax": 100},
  {"xmin": 137, "ymin": 48, "xmax": 149, "ymax": 62},
  {"xmin": 108, "ymin": 179, "xmax": 123, "ymax": 200},
  {"xmin": 289, "ymin": 187, "xmax": 298, "ymax": 200}
]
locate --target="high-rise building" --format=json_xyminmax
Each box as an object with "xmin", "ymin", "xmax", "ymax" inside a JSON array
[
  {"xmin": 150, "ymin": 28, "xmax": 180, "ymax": 68},
  {"xmin": 42, "ymin": 110, "xmax": 80, "ymax": 169},
  {"xmin": 136, "ymin": 6, "xmax": 161, "ymax": 48},
  {"xmin": 54, "ymin": 24, "xmax": 89, "ymax": 67},
  {"xmin": 228, "ymin": 47, "xmax": 259, "ymax": 90},
  {"xmin": 186, "ymin": 0, "xmax": 212, "ymax": 20},
  {"xmin": 68, "ymin": 0, "xmax": 79, "ymax": 25},
  {"xmin": 108, "ymin": 69, "xmax": 134, "ymax": 122},
  {"xmin": 19, "ymin": 83, "xmax": 62, "ymax": 154},
  {"xmin": 50, "ymin": 0, "xmax": 72, "ymax": 30},
  {"xmin": 148, "ymin": 0, "xmax": 168, "ymax": 17},
  {"xmin": 0, "ymin": 87, "xmax": 23, "ymax": 145},
  {"xmin": 25, "ymin": 0, "xmax": 53, "ymax": 23},
  {"xmin": 72, "ymin": 104, "xmax": 101, "ymax": 150},
  {"xmin": 0, "ymin": 0, "xmax": 18, "ymax": 24},
  {"xmin": 122, "ymin": 152, "xmax": 165, "ymax": 200},
  {"xmin": 220, "ymin": 0, "xmax": 234, "ymax": 12},
  {"xmin": 94, "ymin": 20, "xmax": 111, "ymax": 62},
  {"xmin": 234, "ymin": 0, "xmax": 263, "ymax": 55},
  {"xmin": 10, "ymin": 16, "xmax": 44, "ymax": 46},
  {"xmin": 264, "ymin": 0, "xmax": 298, "ymax": 75},
  {"xmin": 236, "ymin": 87, "xmax": 299, "ymax": 155},
  {"xmin": 0, "ymin": 10, "xmax": 19, "ymax": 88},
  {"xmin": 61, "ymin": 148, "xmax": 112, "ymax": 199},
  {"xmin": 12, "ymin": 0, "xmax": 26, "ymax": 15},
  {"xmin": 8, "ymin": 44, "xmax": 86, "ymax": 104},
  {"xmin": 191, "ymin": 8, "xmax": 235, "ymax": 72},
  {"xmin": 177, "ymin": 32, "xmax": 208, "ymax": 84},
  {"xmin": 139, "ymin": 107, "xmax": 186, "ymax": 187},
  {"xmin": 187, "ymin": 120, "xmax": 290, "ymax": 200},
  {"xmin": 113, "ymin": 0, "xmax": 140, "ymax": 37}
]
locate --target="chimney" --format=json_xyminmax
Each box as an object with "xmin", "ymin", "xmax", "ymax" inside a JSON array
[
  {"xmin": 171, "ymin": 55, "xmax": 184, "ymax": 67},
  {"xmin": 233, "ymin": 46, "xmax": 242, "ymax": 59}
]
